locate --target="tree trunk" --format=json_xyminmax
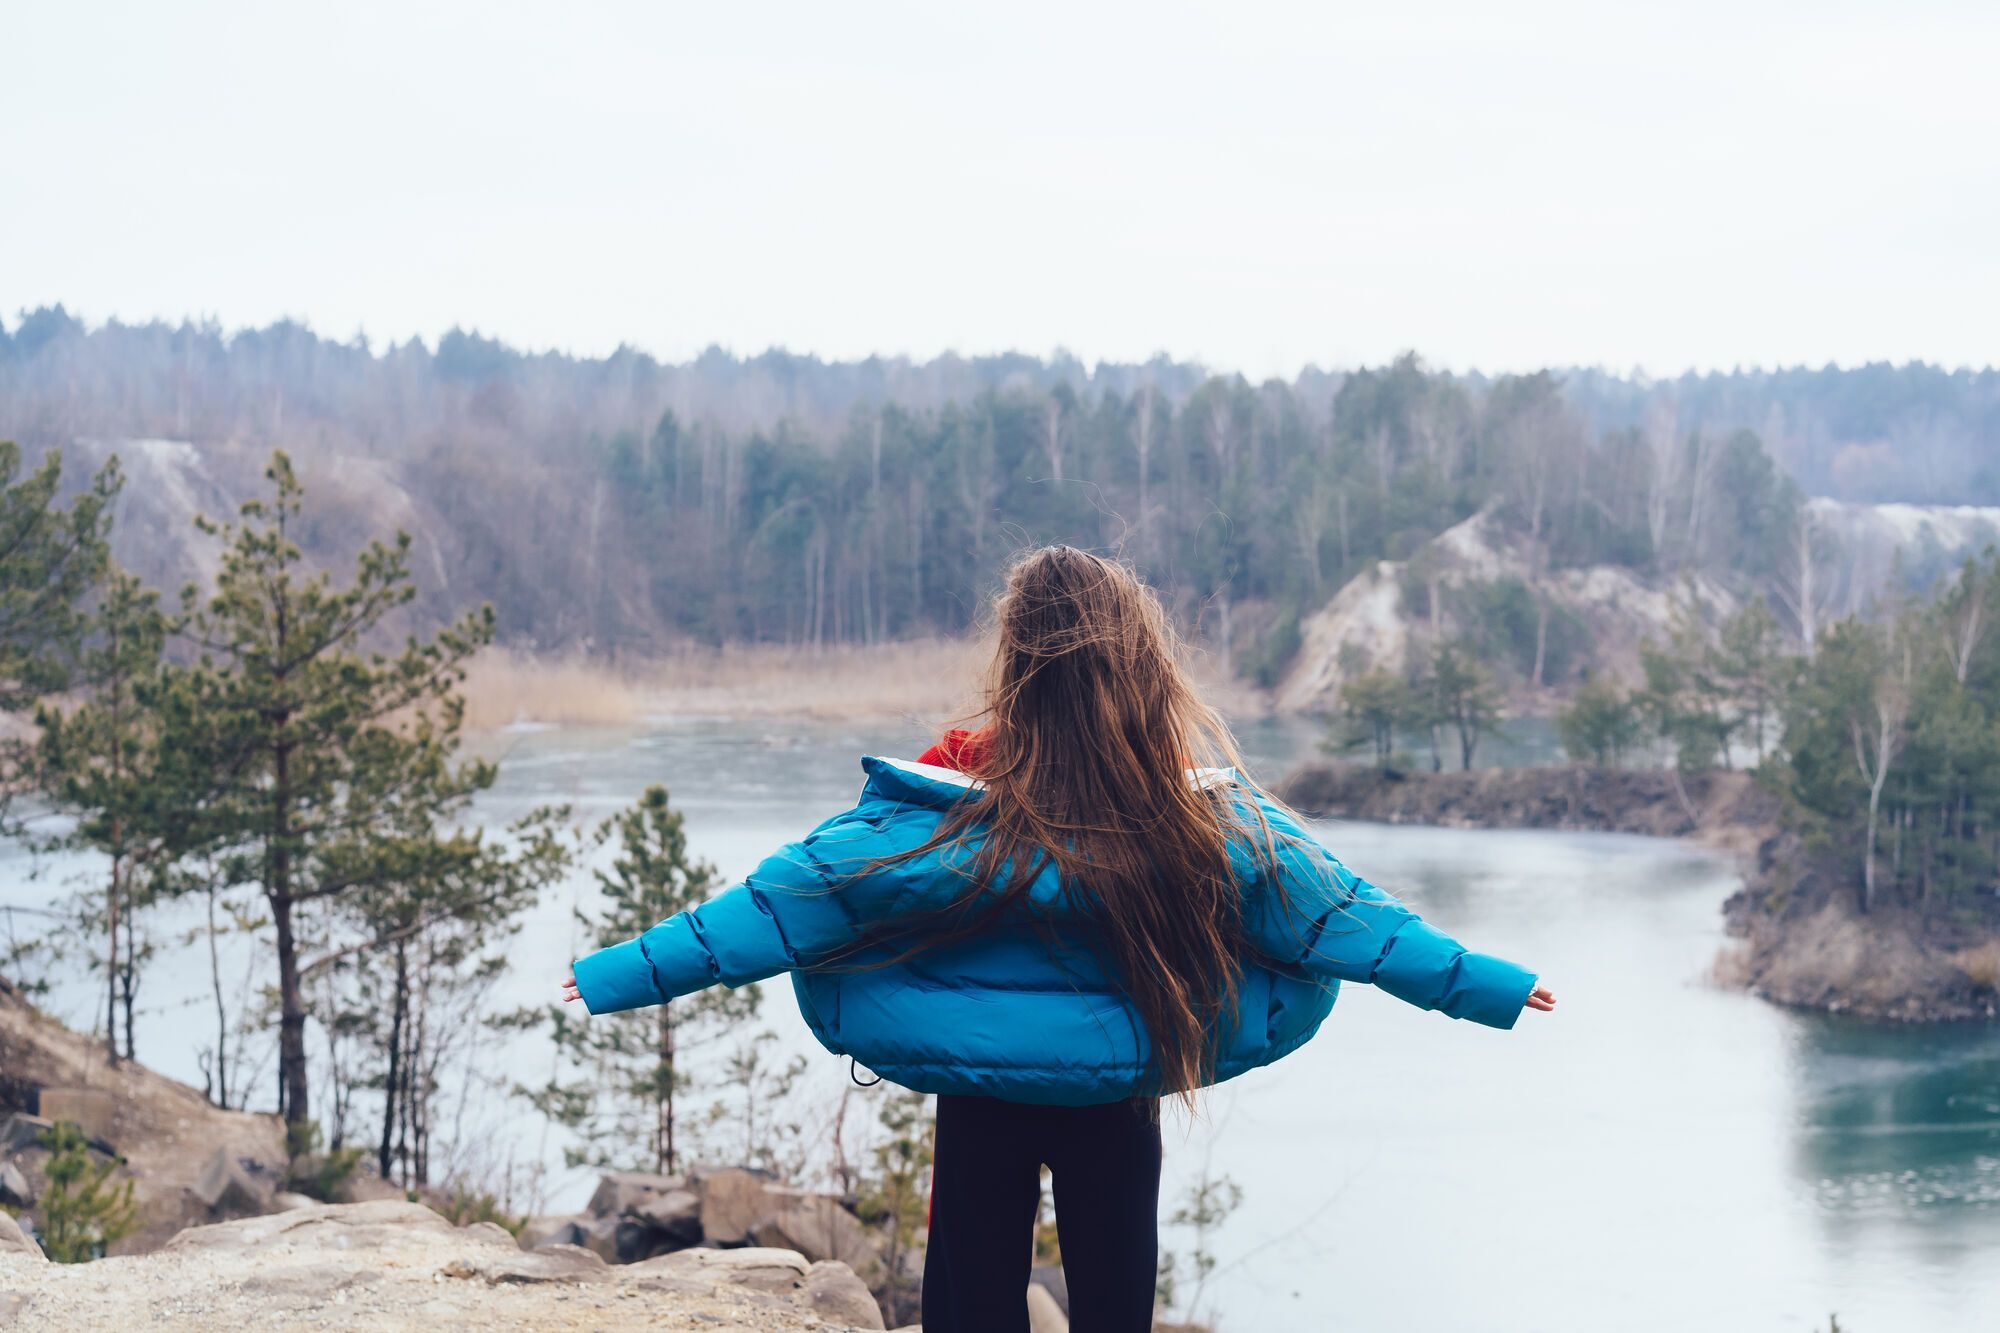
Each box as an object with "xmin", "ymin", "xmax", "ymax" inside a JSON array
[
  {"xmin": 379, "ymin": 941, "xmax": 408, "ymax": 1181},
  {"xmin": 206, "ymin": 880, "xmax": 231, "ymax": 1109},
  {"xmin": 657, "ymin": 1002, "xmax": 677, "ymax": 1176},
  {"xmin": 105, "ymin": 850, "xmax": 121, "ymax": 1066}
]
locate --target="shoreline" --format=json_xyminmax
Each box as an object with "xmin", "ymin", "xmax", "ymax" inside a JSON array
[
  {"xmin": 1278, "ymin": 760, "xmax": 2000, "ymax": 1024},
  {"xmin": 456, "ymin": 638, "xmax": 1276, "ymax": 731}
]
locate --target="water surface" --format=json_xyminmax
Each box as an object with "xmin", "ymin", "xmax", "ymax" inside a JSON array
[{"xmin": 4, "ymin": 716, "xmax": 1995, "ymax": 1330}]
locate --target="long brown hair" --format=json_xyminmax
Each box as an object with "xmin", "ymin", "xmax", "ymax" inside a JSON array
[{"xmin": 837, "ymin": 545, "xmax": 1288, "ymax": 1106}]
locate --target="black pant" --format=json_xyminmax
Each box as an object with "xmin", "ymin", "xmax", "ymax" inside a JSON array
[{"xmin": 923, "ymin": 1093, "xmax": 1163, "ymax": 1333}]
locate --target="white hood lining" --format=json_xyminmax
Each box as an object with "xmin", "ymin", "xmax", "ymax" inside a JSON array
[{"xmin": 877, "ymin": 756, "xmax": 1236, "ymax": 791}]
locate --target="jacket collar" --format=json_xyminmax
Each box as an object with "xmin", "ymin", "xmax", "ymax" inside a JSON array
[{"xmin": 859, "ymin": 754, "xmax": 1238, "ymax": 809}]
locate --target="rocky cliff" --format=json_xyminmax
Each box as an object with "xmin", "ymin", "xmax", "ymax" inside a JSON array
[
  {"xmin": 0, "ymin": 975, "xmax": 287, "ymax": 1252},
  {"xmin": 1273, "ymin": 508, "xmax": 1736, "ymax": 713}
]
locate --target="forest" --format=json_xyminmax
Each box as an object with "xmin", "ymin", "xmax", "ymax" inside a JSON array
[{"xmin": 0, "ymin": 306, "xmax": 1901, "ymax": 676}]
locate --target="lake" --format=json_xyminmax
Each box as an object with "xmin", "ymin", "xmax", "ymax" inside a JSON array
[{"xmin": 4, "ymin": 714, "xmax": 1998, "ymax": 1331}]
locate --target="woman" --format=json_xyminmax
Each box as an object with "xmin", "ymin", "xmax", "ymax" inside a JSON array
[{"xmin": 564, "ymin": 545, "xmax": 1554, "ymax": 1332}]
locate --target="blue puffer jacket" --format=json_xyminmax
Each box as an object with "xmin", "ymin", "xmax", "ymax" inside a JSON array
[{"xmin": 572, "ymin": 756, "xmax": 1538, "ymax": 1105}]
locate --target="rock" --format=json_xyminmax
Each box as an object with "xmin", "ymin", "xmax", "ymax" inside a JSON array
[
  {"xmin": 458, "ymin": 1220, "xmax": 517, "ymax": 1246},
  {"xmin": 191, "ymin": 1146, "xmax": 275, "ymax": 1216},
  {"xmin": 804, "ymin": 1259, "xmax": 886, "ymax": 1329},
  {"xmin": 232, "ymin": 1262, "xmax": 383, "ymax": 1304},
  {"xmin": 698, "ymin": 1167, "xmax": 778, "ymax": 1244},
  {"xmin": 630, "ymin": 1244, "xmax": 812, "ymax": 1294},
  {"xmin": 587, "ymin": 1169, "xmax": 685, "ymax": 1218},
  {"xmin": 270, "ymin": 1191, "xmax": 318, "ymax": 1212},
  {"xmin": 439, "ymin": 1241, "xmax": 610, "ymax": 1285},
  {"xmin": 163, "ymin": 1198, "xmax": 456, "ymax": 1253},
  {"xmin": 0, "ymin": 1112, "xmax": 53, "ymax": 1155},
  {"xmin": 327, "ymin": 1168, "xmax": 406, "ymax": 1204},
  {"xmin": 0, "ymin": 1159, "xmax": 33, "ymax": 1208},
  {"xmin": 0, "ymin": 1201, "xmax": 856, "ymax": 1329},
  {"xmin": 751, "ymin": 1195, "xmax": 882, "ymax": 1276},
  {"xmin": 1026, "ymin": 1280, "xmax": 1069, "ymax": 1333},
  {"xmin": 34, "ymin": 1088, "xmax": 118, "ymax": 1142},
  {"xmin": 1, "ymin": 1207, "xmax": 45, "ymax": 1260},
  {"xmin": 517, "ymin": 1213, "xmax": 587, "ymax": 1251},
  {"xmin": 635, "ymin": 1185, "xmax": 703, "ymax": 1244},
  {"xmin": 577, "ymin": 1212, "xmax": 623, "ymax": 1263}
]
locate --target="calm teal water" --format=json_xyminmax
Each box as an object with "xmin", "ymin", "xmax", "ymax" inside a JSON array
[{"xmin": 4, "ymin": 715, "xmax": 1996, "ymax": 1330}]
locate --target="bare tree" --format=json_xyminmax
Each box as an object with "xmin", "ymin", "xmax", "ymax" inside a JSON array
[
  {"xmin": 1643, "ymin": 400, "xmax": 1679, "ymax": 564},
  {"xmin": 1942, "ymin": 556, "xmax": 1989, "ymax": 686},
  {"xmin": 1773, "ymin": 505, "xmax": 1838, "ymax": 661},
  {"xmin": 1851, "ymin": 639, "xmax": 1910, "ymax": 914},
  {"xmin": 1043, "ymin": 396, "xmax": 1065, "ymax": 483}
]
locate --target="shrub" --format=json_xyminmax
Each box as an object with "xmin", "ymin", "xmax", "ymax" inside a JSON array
[{"xmin": 33, "ymin": 1121, "xmax": 138, "ymax": 1262}]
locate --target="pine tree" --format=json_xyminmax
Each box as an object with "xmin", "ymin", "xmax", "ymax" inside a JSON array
[
  {"xmin": 529, "ymin": 784, "xmax": 757, "ymax": 1175},
  {"xmin": 35, "ymin": 570, "xmax": 179, "ymax": 1064},
  {"xmin": 0, "ymin": 441, "xmax": 120, "ymax": 833},
  {"xmin": 159, "ymin": 450, "xmax": 496, "ymax": 1141},
  {"xmin": 1426, "ymin": 640, "xmax": 1503, "ymax": 770},
  {"xmin": 30, "ymin": 1121, "xmax": 138, "ymax": 1263}
]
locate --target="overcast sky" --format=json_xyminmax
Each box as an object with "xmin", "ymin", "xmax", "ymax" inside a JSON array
[{"xmin": 8, "ymin": 0, "xmax": 1997, "ymax": 379}]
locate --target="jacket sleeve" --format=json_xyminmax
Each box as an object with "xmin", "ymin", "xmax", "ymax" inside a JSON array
[
  {"xmin": 571, "ymin": 808, "xmax": 891, "ymax": 1016},
  {"xmin": 1240, "ymin": 800, "xmax": 1538, "ymax": 1030}
]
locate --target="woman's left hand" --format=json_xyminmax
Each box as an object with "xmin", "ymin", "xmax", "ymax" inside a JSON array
[
  {"xmin": 561, "ymin": 971, "xmax": 582, "ymax": 1004},
  {"xmin": 1524, "ymin": 983, "xmax": 1556, "ymax": 1013}
]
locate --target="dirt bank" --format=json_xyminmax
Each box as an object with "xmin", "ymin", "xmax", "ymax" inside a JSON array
[
  {"xmin": 0, "ymin": 976, "xmax": 286, "ymax": 1252},
  {"xmin": 1276, "ymin": 761, "xmax": 1779, "ymax": 857},
  {"xmin": 1717, "ymin": 828, "xmax": 2000, "ymax": 1023}
]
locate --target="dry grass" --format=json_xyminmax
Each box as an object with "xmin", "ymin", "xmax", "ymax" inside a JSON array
[
  {"xmin": 456, "ymin": 635, "xmax": 1277, "ymax": 731},
  {"xmin": 457, "ymin": 638, "xmax": 988, "ymax": 730},
  {"xmin": 1951, "ymin": 940, "xmax": 2000, "ymax": 992},
  {"xmin": 457, "ymin": 649, "xmax": 655, "ymax": 730}
]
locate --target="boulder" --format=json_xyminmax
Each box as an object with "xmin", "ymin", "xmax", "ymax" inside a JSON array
[
  {"xmin": 458, "ymin": 1220, "xmax": 518, "ymax": 1247},
  {"xmin": 751, "ymin": 1195, "xmax": 882, "ymax": 1277},
  {"xmin": 0, "ymin": 1159, "xmax": 33, "ymax": 1208},
  {"xmin": 576, "ymin": 1212, "xmax": 623, "ymax": 1263},
  {"xmin": 587, "ymin": 1169, "xmax": 684, "ymax": 1219},
  {"xmin": 804, "ymin": 1259, "xmax": 886, "ymax": 1329},
  {"xmin": 629, "ymin": 1244, "xmax": 811, "ymax": 1294},
  {"xmin": 0, "ymin": 1112, "xmax": 52, "ymax": 1155},
  {"xmin": 0, "ymin": 1208, "xmax": 45, "ymax": 1261},
  {"xmin": 271, "ymin": 1191, "xmax": 319, "ymax": 1212},
  {"xmin": 516, "ymin": 1213, "xmax": 588, "ymax": 1251},
  {"xmin": 439, "ymin": 1241, "xmax": 610, "ymax": 1285},
  {"xmin": 191, "ymin": 1146, "xmax": 276, "ymax": 1217},
  {"xmin": 634, "ymin": 1185, "xmax": 702, "ymax": 1245},
  {"xmin": 327, "ymin": 1168, "xmax": 406, "ymax": 1204},
  {"xmin": 698, "ymin": 1166, "xmax": 778, "ymax": 1244},
  {"xmin": 163, "ymin": 1199, "xmax": 456, "ymax": 1253},
  {"xmin": 1026, "ymin": 1280, "xmax": 1069, "ymax": 1333},
  {"xmin": 34, "ymin": 1088, "xmax": 118, "ymax": 1142}
]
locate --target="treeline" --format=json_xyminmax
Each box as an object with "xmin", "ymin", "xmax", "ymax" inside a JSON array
[
  {"xmin": 1532, "ymin": 562, "xmax": 2000, "ymax": 919},
  {"xmin": 0, "ymin": 307, "xmax": 1981, "ymax": 663}
]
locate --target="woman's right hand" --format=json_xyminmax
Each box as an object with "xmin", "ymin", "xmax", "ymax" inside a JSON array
[
  {"xmin": 561, "ymin": 970, "xmax": 582, "ymax": 1005},
  {"xmin": 1524, "ymin": 983, "xmax": 1557, "ymax": 1013}
]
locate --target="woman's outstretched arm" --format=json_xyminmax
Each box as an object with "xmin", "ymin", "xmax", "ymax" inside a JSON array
[
  {"xmin": 1242, "ymin": 798, "xmax": 1553, "ymax": 1028},
  {"xmin": 563, "ymin": 809, "xmax": 894, "ymax": 1015}
]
